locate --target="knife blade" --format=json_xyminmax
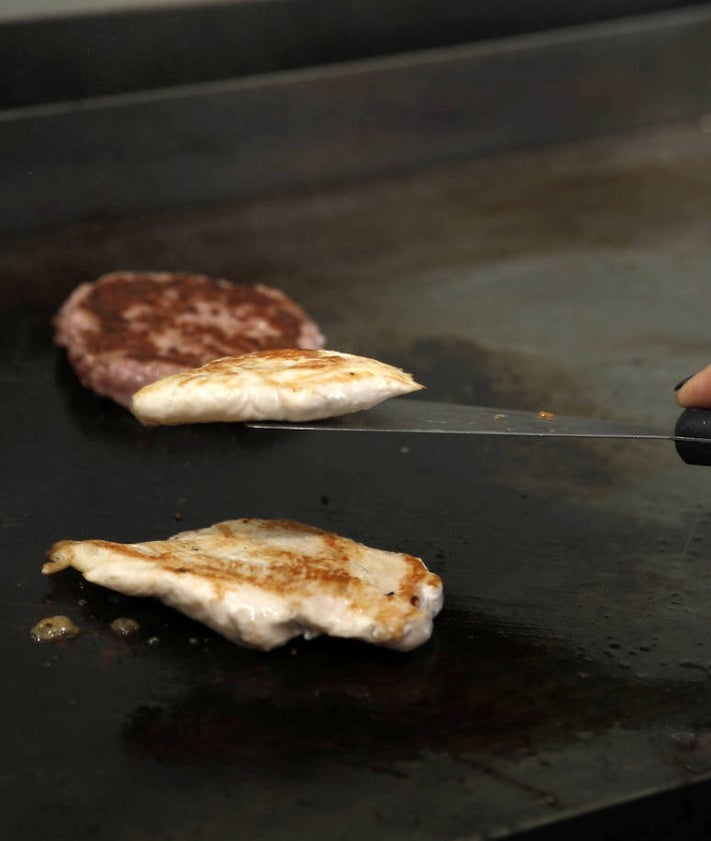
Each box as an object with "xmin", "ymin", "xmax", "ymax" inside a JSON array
[{"xmin": 248, "ymin": 400, "xmax": 711, "ymax": 465}]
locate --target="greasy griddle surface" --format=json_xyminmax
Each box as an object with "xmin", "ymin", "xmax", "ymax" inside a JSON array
[{"xmin": 5, "ymin": 121, "xmax": 711, "ymax": 840}]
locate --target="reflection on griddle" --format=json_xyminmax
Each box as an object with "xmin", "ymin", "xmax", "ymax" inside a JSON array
[{"xmin": 120, "ymin": 608, "xmax": 708, "ymax": 781}]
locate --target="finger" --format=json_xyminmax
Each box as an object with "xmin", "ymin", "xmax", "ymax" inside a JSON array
[{"xmin": 675, "ymin": 364, "xmax": 711, "ymax": 408}]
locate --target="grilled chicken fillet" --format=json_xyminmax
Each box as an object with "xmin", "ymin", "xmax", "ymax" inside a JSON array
[
  {"xmin": 131, "ymin": 348, "xmax": 423, "ymax": 425},
  {"xmin": 44, "ymin": 519, "xmax": 443, "ymax": 652}
]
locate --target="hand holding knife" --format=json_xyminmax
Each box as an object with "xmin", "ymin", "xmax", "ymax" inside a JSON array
[{"xmin": 673, "ymin": 364, "xmax": 711, "ymax": 465}]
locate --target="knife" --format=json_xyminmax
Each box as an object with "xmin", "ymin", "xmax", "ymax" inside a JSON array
[{"xmin": 248, "ymin": 400, "xmax": 711, "ymax": 466}]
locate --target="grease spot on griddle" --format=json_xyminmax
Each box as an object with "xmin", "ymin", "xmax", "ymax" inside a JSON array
[{"xmin": 30, "ymin": 614, "xmax": 81, "ymax": 643}]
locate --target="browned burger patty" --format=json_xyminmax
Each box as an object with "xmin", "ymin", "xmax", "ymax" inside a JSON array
[{"xmin": 53, "ymin": 271, "xmax": 325, "ymax": 407}]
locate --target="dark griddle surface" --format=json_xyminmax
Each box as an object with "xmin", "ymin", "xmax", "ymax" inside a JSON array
[{"xmin": 4, "ymin": 121, "xmax": 711, "ymax": 840}]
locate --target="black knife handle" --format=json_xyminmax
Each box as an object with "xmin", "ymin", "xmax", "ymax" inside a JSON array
[{"xmin": 675, "ymin": 408, "xmax": 711, "ymax": 465}]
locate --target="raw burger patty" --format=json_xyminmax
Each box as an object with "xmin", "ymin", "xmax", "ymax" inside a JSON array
[
  {"xmin": 44, "ymin": 518, "xmax": 444, "ymax": 652},
  {"xmin": 53, "ymin": 271, "xmax": 325, "ymax": 407},
  {"xmin": 131, "ymin": 348, "xmax": 423, "ymax": 425}
]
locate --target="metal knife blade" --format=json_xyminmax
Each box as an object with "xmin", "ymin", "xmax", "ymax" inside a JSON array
[
  {"xmin": 248, "ymin": 398, "xmax": 711, "ymax": 443},
  {"xmin": 248, "ymin": 401, "xmax": 711, "ymax": 465}
]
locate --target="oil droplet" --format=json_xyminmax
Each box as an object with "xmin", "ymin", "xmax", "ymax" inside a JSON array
[
  {"xmin": 110, "ymin": 617, "xmax": 140, "ymax": 637},
  {"xmin": 30, "ymin": 615, "xmax": 80, "ymax": 643}
]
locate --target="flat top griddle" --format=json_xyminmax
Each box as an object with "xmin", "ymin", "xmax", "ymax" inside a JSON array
[{"xmin": 5, "ymin": 119, "xmax": 711, "ymax": 840}]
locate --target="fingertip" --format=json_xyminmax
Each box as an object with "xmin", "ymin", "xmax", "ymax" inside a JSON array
[
  {"xmin": 675, "ymin": 375, "xmax": 694, "ymax": 406},
  {"xmin": 675, "ymin": 364, "xmax": 711, "ymax": 408}
]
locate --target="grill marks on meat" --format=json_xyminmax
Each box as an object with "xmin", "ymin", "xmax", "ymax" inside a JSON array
[
  {"xmin": 44, "ymin": 519, "xmax": 444, "ymax": 651},
  {"xmin": 53, "ymin": 271, "xmax": 325, "ymax": 407},
  {"xmin": 131, "ymin": 348, "xmax": 424, "ymax": 425}
]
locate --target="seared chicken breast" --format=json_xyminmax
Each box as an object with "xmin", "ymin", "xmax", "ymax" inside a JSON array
[
  {"xmin": 131, "ymin": 348, "xmax": 423, "ymax": 426},
  {"xmin": 44, "ymin": 519, "xmax": 443, "ymax": 652}
]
